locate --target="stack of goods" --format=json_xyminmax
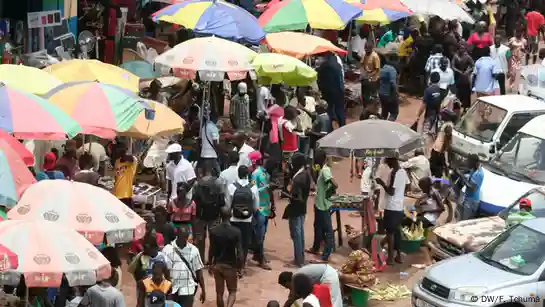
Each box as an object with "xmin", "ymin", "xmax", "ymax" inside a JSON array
[
  {"xmin": 368, "ymin": 284, "xmax": 411, "ymax": 301},
  {"xmin": 339, "ymin": 249, "xmax": 377, "ymax": 287}
]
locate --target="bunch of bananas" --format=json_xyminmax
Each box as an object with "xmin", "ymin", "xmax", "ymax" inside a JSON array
[{"xmin": 401, "ymin": 222, "xmax": 425, "ymax": 240}]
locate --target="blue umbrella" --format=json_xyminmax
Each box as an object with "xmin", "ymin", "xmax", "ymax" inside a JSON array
[{"xmin": 120, "ymin": 61, "xmax": 160, "ymax": 79}]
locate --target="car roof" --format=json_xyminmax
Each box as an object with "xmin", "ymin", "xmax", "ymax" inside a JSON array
[
  {"xmin": 522, "ymin": 218, "xmax": 545, "ymax": 233},
  {"xmin": 478, "ymin": 95, "xmax": 545, "ymax": 112},
  {"xmin": 519, "ymin": 114, "xmax": 545, "ymax": 138}
]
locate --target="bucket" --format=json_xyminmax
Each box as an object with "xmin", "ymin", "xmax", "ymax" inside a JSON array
[
  {"xmin": 400, "ymin": 238, "xmax": 424, "ymax": 253},
  {"xmin": 351, "ymin": 287, "xmax": 370, "ymax": 307}
]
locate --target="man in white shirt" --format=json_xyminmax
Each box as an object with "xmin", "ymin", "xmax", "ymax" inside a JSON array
[
  {"xmin": 165, "ymin": 143, "xmax": 197, "ymax": 202},
  {"xmin": 376, "ymin": 157, "xmax": 408, "ymax": 265},
  {"xmin": 218, "ymin": 151, "xmax": 240, "ymax": 194},
  {"xmin": 231, "ymin": 132, "xmax": 255, "ymax": 168},
  {"xmin": 199, "ymin": 118, "xmax": 220, "ymax": 176},
  {"xmin": 349, "ymin": 27, "xmax": 367, "ymax": 63},
  {"xmin": 224, "ymin": 165, "xmax": 259, "ymax": 270},
  {"xmin": 490, "ymin": 34, "xmax": 510, "ymax": 95},
  {"xmin": 401, "ymin": 149, "xmax": 431, "ymax": 194},
  {"xmin": 430, "ymin": 57, "xmax": 455, "ymax": 102},
  {"xmin": 162, "ymin": 225, "xmax": 206, "ymax": 307}
]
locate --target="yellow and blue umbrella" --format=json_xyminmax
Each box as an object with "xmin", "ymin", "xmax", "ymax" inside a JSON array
[
  {"xmin": 345, "ymin": 0, "xmax": 412, "ymax": 24},
  {"xmin": 258, "ymin": 0, "xmax": 362, "ymax": 32},
  {"xmin": 152, "ymin": 0, "xmax": 266, "ymax": 44}
]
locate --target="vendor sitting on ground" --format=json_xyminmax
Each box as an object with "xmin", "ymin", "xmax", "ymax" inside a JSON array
[
  {"xmin": 506, "ymin": 198, "xmax": 536, "ymax": 227},
  {"xmin": 409, "ymin": 177, "xmax": 444, "ymax": 268}
]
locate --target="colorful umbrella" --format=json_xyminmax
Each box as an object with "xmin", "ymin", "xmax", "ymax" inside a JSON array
[
  {"xmin": 258, "ymin": 0, "xmax": 362, "ymax": 32},
  {"xmin": 45, "ymin": 81, "xmax": 145, "ymax": 138},
  {"xmin": 120, "ymin": 100, "xmax": 185, "ymax": 139},
  {"xmin": 251, "ymin": 53, "xmax": 317, "ymax": 86},
  {"xmin": 345, "ymin": 0, "xmax": 411, "ymax": 23},
  {"xmin": 152, "ymin": 0, "xmax": 266, "ymax": 44},
  {"xmin": 10, "ymin": 180, "xmax": 147, "ymax": 245},
  {"xmin": 0, "ymin": 84, "xmax": 82, "ymax": 140},
  {"xmin": 0, "ymin": 130, "xmax": 34, "ymax": 166},
  {"xmin": 0, "ymin": 140, "xmax": 36, "ymax": 208},
  {"xmin": 120, "ymin": 60, "xmax": 161, "ymax": 79},
  {"xmin": 0, "ymin": 65, "xmax": 63, "ymax": 95},
  {"xmin": 266, "ymin": 31, "xmax": 347, "ymax": 58},
  {"xmin": 0, "ymin": 220, "xmax": 111, "ymax": 287},
  {"xmin": 154, "ymin": 36, "xmax": 257, "ymax": 81},
  {"xmin": 43, "ymin": 59, "xmax": 140, "ymax": 92}
]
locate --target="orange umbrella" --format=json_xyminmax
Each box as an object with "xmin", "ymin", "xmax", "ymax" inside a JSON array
[{"xmin": 265, "ymin": 31, "xmax": 347, "ymax": 59}]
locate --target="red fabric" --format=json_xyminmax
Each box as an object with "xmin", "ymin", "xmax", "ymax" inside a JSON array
[
  {"xmin": 312, "ymin": 284, "xmax": 332, "ymax": 307},
  {"xmin": 128, "ymin": 233, "xmax": 165, "ymax": 255},
  {"xmin": 526, "ymin": 11, "xmax": 545, "ymax": 36},
  {"xmin": 280, "ymin": 121, "xmax": 298, "ymax": 152},
  {"xmin": 466, "ymin": 32, "xmax": 492, "ymax": 48}
]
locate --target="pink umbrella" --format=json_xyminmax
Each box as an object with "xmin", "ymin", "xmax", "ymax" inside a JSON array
[
  {"xmin": 0, "ymin": 130, "xmax": 34, "ymax": 166},
  {"xmin": 0, "ymin": 140, "xmax": 36, "ymax": 208}
]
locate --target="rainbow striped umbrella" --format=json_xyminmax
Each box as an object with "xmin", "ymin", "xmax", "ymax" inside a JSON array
[
  {"xmin": 346, "ymin": 0, "xmax": 411, "ymax": 24},
  {"xmin": 0, "ymin": 140, "xmax": 36, "ymax": 208},
  {"xmin": 152, "ymin": 0, "xmax": 266, "ymax": 44},
  {"xmin": 44, "ymin": 81, "xmax": 145, "ymax": 139},
  {"xmin": 0, "ymin": 84, "xmax": 82, "ymax": 140},
  {"xmin": 258, "ymin": 0, "xmax": 362, "ymax": 32}
]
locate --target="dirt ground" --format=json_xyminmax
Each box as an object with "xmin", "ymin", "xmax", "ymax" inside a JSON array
[{"xmin": 120, "ymin": 95, "xmax": 426, "ymax": 307}]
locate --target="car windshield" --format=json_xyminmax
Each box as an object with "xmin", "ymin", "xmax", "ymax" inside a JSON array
[
  {"xmin": 501, "ymin": 191, "xmax": 545, "ymax": 219},
  {"xmin": 477, "ymin": 223, "xmax": 545, "ymax": 275},
  {"xmin": 490, "ymin": 133, "xmax": 545, "ymax": 185},
  {"xmin": 455, "ymin": 100, "xmax": 507, "ymax": 142}
]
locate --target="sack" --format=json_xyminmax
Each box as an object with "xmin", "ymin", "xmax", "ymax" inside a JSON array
[
  {"xmin": 232, "ymin": 182, "xmax": 254, "ymax": 219},
  {"xmin": 194, "ymin": 176, "xmax": 221, "ymax": 220}
]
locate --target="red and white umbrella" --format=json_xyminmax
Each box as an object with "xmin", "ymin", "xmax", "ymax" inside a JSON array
[{"xmin": 9, "ymin": 180, "xmax": 146, "ymax": 245}]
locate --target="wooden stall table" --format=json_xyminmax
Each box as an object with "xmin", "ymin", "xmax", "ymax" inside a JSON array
[{"xmin": 329, "ymin": 194, "xmax": 367, "ymax": 248}]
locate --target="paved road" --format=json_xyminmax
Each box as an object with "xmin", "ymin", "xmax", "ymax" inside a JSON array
[{"xmin": 120, "ymin": 95, "xmax": 425, "ymax": 307}]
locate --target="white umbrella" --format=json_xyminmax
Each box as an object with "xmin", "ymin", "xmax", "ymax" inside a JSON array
[{"xmin": 401, "ymin": 0, "xmax": 475, "ymax": 24}]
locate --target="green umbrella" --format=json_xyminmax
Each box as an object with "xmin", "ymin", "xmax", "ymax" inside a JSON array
[{"xmin": 120, "ymin": 61, "xmax": 160, "ymax": 79}]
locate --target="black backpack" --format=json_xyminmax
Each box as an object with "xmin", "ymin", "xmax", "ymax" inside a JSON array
[
  {"xmin": 232, "ymin": 182, "xmax": 254, "ymax": 219},
  {"xmin": 194, "ymin": 176, "xmax": 222, "ymax": 220}
]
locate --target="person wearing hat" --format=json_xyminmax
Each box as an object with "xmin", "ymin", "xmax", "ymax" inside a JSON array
[
  {"xmin": 165, "ymin": 142, "xmax": 196, "ymax": 203},
  {"xmin": 35, "ymin": 152, "xmax": 65, "ymax": 181},
  {"xmin": 506, "ymin": 198, "xmax": 536, "ymax": 227},
  {"xmin": 230, "ymin": 82, "xmax": 251, "ymax": 131},
  {"xmin": 137, "ymin": 261, "xmax": 172, "ymax": 307}
]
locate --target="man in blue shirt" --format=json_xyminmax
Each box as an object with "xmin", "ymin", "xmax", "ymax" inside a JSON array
[
  {"xmin": 418, "ymin": 71, "xmax": 442, "ymax": 135},
  {"xmin": 457, "ymin": 154, "xmax": 485, "ymax": 220},
  {"xmin": 378, "ymin": 57, "xmax": 398, "ymax": 121},
  {"xmin": 472, "ymin": 46, "xmax": 499, "ymax": 96}
]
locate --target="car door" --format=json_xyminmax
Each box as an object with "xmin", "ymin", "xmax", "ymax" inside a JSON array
[{"xmin": 497, "ymin": 112, "xmax": 545, "ymax": 151}]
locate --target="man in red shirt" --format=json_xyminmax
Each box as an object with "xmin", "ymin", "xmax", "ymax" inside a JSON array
[{"xmin": 526, "ymin": 9, "xmax": 545, "ymax": 64}]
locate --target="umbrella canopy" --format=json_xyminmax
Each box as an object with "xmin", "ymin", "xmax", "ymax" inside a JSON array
[
  {"xmin": 0, "ymin": 220, "xmax": 111, "ymax": 287},
  {"xmin": 152, "ymin": 0, "xmax": 266, "ymax": 44},
  {"xmin": 0, "ymin": 140, "xmax": 36, "ymax": 208},
  {"xmin": 43, "ymin": 59, "xmax": 140, "ymax": 92},
  {"xmin": 258, "ymin": 0, "xmax": 362, "ymax": 32},
  {"xmin": 265, "ymin": 31, "xmax": 347, "ymax": 58},
  {"xmin": 401, "ymin": 0, "xmax": 474, "ymax": 23},
  {"xmin": 45, "ymin": 81, "xmax": 145, "ymax": 139},
  {"xmin": 0, "ymin": 65, "xmax": 63, "ymax": 96},
  {"xmin": 318, "ymin": 120, "xmax": 424, "ymax": 157},
  {"xmin": 0, "ymin": 84, "xmax": 82, "ymax": 140},
  {"xmin": 0, "ymin": 244, "xmax": 18, "ymax": 271},
  {"xmin": 119, "ymin": 100, "xmax": 185, "ymax": 139},
  {"xmin": 120, "ymin": 60, "xmax": 161, "ymax": 79},
  {"xmin": 251, "ymin": 53, "xmax": 317, "ymax": 86},
  {"xmin": 0, "ymin": 131, "xmax": 34, "ymax": 166},
  {"xmin": 155, "ymin": 36, "xmax": 257, "ymax": 81},
  {"xmin": 10, "ymin": 180, "xmax": 147, "ymax": 245},
  {"xmin": 345, "ymin": 0, "xmax": 411, "ymax": 24}
]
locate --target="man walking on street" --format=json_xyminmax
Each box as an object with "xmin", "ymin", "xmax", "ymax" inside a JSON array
[{"xmin": 209, "ymin": 207, "xmax": 243, "ymax": 307}]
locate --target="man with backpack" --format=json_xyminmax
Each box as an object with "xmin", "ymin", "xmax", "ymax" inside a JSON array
[
  {"xmin": 225, "ymin": 165, "xmax": 259, "ymax": 273},
  {"xmin": 192, "ymin": 164, "xmax": 224, "ymax": 265}
]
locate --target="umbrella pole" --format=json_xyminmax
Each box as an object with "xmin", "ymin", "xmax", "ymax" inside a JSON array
[{"xmin": 346, "ymin": 21, "xmax": 353, "ymax": 62}]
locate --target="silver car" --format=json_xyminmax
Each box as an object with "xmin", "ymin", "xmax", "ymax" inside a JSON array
[{"xmin": 413, "ymin": 218, "xmax": 545, "ymax": 307}]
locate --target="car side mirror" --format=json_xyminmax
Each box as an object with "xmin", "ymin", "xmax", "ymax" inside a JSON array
[{"xmin": 489, "ymin": 144, "xmax": 496, "ymax": 154}]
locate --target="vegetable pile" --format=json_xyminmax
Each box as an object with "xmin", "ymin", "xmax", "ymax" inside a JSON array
[
  {"xmin": 401, "ymin": 222, "xmax": 425, "ymax": 240},
  {"xmin": 368, "ymin": 284, "xmax": 411, "ymax": 301}
]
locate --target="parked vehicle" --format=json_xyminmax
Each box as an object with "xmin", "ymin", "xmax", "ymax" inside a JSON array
[
  {"xmin": 452, "ymin": 95, "xmax": 545, "ymax": 161},
  {"xmin": 519, "ymin": 64, "xmax": 545, "ymax": 101},
  {"xmin": 414, "ymin": 218, "xmax": 545, "ymax": 307}
]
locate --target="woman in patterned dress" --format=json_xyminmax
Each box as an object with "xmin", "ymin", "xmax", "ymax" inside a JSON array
[{"xmin": 508, "ymin": 29, "xmax": 527, "ymax": 92}]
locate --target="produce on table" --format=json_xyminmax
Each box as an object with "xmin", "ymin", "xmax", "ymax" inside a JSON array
[
  {"xmin": 402, "ymin": 222, "xmax": 425, "ymax": 240},
  {"xmin": 339, "ymin": 249, "xmax": 376, "ymax": 287},
  {"xmin": 368, "ymin": 284, "xmax": 411, "ymax": 301}
]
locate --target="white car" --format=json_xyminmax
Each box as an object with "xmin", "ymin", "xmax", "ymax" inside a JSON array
[{"xmin": 519, "ymin": 64, "xmax": 545, "ymax": 101}]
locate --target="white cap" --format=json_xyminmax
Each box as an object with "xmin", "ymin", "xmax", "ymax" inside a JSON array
[
  {"xmin": 238, "ymin": 82, "xmax": 247, "ymax": 94},
  {"xmin": 165, "ymin": 143, "xmax": 182, "ymax": 153}
]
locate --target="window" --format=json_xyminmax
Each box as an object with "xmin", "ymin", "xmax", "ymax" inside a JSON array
[
  {"xmin": 505, "ymin": 191, "xmax": 545, "ymax": 218},
  {"xmin": 498, "ymin": 112, "xmax": 545, "ymax": 149},
  {"xmin": 455, "ymin": 100, "xmax": 507, "ymax": 142}
]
